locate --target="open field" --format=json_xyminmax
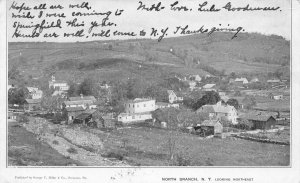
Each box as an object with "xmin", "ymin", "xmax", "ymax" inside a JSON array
[
  {"xmin": 86, "ymin": 125, "xmax": 290, "ymax": 166},
  {"xmin": 8, "ymin": 122, "xmax": 82, "ymax": 166}
]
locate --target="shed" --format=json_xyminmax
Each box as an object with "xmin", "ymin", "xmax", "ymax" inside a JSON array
[
  {"xmin": 24, "ymin": 99, "xmax": 41, "ymax": 111},
  {"xmin": 195, "ymin": 120, "xmax": 223, "ymax": 137},
  {"xmin": 245, "ymin": 115, "xmax": 276, "ymax": 130}
]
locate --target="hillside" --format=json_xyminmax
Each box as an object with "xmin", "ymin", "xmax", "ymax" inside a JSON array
[{"xmin": 8, "ymin": 32, "xmax": 290, "ymax": 85}]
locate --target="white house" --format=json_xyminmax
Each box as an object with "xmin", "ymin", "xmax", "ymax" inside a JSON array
[
  {"xmin": 187, "ymin": 81, "xmax": 197, "ymax": 91},
  {"xmin": 250, "ymin": 78, "xmax": 259, "ymax": 83},
  {"xmin": 49, "ymin": 75, "xmax": 69, "ymax": 91},
  {"xmin": 167, "ymin": 90, "xmax": 184, "ymax": 104},
  {"xmin": 197, "ymin": 101, "xmax": 238, "ymax": 124},
  {"xmin": 118, "ymin": 98, "xmax": 156, "ymax": 123},
  {"xmin": 234, "ymin": 78, "xmax": 249, "ymax": 84},
  {"xmin": 124, "ymin": 98, "xmax": 156, "ymax": 114},
  {"xmin": 27, "ymin": 87, "xmax": 43, "ymax": 99}
]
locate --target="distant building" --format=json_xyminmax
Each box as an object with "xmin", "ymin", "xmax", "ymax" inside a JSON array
[
  {"xmin": 268, "ymin": 93, "xmax": 283, "ymax": 100},
  {"xmin": 24, "ymin": 99, "xmax": 41, "ymax": 111},
  {"xmin": 118, "ymin": 98, "xmax": 156, "ymax": 123},
  {"xmin": 250, "ymin": 78, "xmax": 259, "ymax": 83},
  {"xmin": 234, "ymin": 78, "xmax": 249, "ymax": 85},
  {"xmin": 202, "ymin": 84, "xmax": 216, "ymax": 91},
  {"xmin": 124, "ymin": 98, "xmax": 155, "ymax": 114},
  {"xmin": 197, "ymin": 101, "xmax": 238, "ymax": 124},
  {"xmin": 49, "ymin": 75, "xmax": 69, "ymax": 92},
  {"xmin": 167, "ymin": 90, "xmax": 184, "ymax": 104},
  {"xmin": 190, "ymin": 75, "xmax": 202, "ymax": 82},
  {"xmin": 187, "ymin": 81, "xmax": 197, "ymax": 91},
  {"xmin": 27, "ymin": 87, "xmax": 43, "ymax": 99},
  {"xmin": 267, "ymin": 79, "xmax": 281, "ymax": 84},
  {"xmin": 64, "ymin": 94, "xmax": 97, "ymax": 109},
  {"xmin": 118, "ymin": 112, "xmax": 152, "ymax": 124}
]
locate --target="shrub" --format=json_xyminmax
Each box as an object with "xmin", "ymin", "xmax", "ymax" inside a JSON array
[
  {"xmin": 102, "ymin": 151, "xmax": 124, "ymax": 161},
  {"xmin": 174, "ymin": 154, "xmax": 191, "ymax": 166},
  {"xmin": 67, "ymin": 147, "xmax": 78, "ymax": 154},
  {"xmin": 52, "ymin": 140, "xmax": 59, "ymax": 145}
]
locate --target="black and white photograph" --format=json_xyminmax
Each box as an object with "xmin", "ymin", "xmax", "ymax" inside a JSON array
[{"xmin": 1, "ymin": 0, "xmax": 300, "ymax": 182}]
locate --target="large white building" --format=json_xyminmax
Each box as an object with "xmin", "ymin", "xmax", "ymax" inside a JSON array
[
  {"xmin": 118, "ymin": 98, "xmax": 156, "ymax": 123},
  {"xmin": 124, "ymin": 98, "xmax": 156, "ymax": 114},
  {"xmin": 49, "ymin": 75, "xmax": 69, "ymax": 91}
]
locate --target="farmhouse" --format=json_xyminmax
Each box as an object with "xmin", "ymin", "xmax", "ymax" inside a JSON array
[
  {"xmin": 24, "ymin": 99, "xmax": 41, "ymax": 111},
  {"xmin": 49, "ymin": 75, "xmax": 69, "ymax": 91},
  {"xmin": 167, "ymin": 90, "xmax": 184, "ymax": 103},
  {"xmin": 196, "ymin": 101, "xmax": 238, "ymax": 124},
  {"xmin": 245, "ymin": 114, "xmax": 276, "ymax": 130},
  {"xmin": 233, "ymin": 78, "xmax": 249, "ymax": 85}
]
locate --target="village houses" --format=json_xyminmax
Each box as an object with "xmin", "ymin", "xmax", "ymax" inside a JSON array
[{"xmin": 197, "ymin": 101, "xmax": 238, "ymax": 124}]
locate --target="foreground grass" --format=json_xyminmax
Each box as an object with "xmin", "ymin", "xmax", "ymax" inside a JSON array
[
  {"xmin": 93, "ymin": 125, "xmax": 290, "ymax": 166},
  {"xmin": 8, "ymin": 122, "xmax": 83, "ymax": 166}
]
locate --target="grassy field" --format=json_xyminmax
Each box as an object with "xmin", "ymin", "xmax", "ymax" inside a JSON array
[
  {"xmin": 8, "ymin": 122, "xmax": 82, "ymax": 166},
  {"xmin": 86, "ymin": 125, "xmax": 290, "ymax": 166}
]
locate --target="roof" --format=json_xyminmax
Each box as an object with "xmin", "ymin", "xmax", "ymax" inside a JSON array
[
  {"xmin": 25, "ymin": 99, "xmax": 41, "ymax": 104},
  {"xmin": 240, "ymin": 112, "xmax": 275, "ymax": 122},
  {"xmin": 64, "ymin": 100, "xmax": 94, "ymax": 105},
  {"xmin": 75, "ymin": 113, "xmax": 92, "ymax": 120},
  {"xmin": 65, "ymin": 107, "xmax": 85, "ymax": 112},
  {"xmin": 69, "ymin": 96, "xmax": 96, "ymax": 101},
  {"xmin": 197, "ymin": 103, "xmax": 236, "ymax": 114},
  {"xmin": 267, "ymin": 79, "xmax": 281, "ymax": 83},
  {"xmin": 201, "ymin": 120, "xmax": 221, "ymax": 127},
  {"xmin": 126, "ymin": 98, "xmax": 155, "ymax": 104},
  {"xmin": 220, "ymin": 96, "xmax": 229, "ymax": 102},
  {"xmin": 203, "ymin": 84, "xmax": 216, "ymax": 89},
  {"xmin": 84, "ymin": 109, "xmax": 97, "ymax": 114},
  {"xmin": 235, "ymin": 78, "xmax": 248, "ymax": 82}
]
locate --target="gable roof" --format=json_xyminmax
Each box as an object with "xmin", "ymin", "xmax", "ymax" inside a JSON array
[
  {"xmin": 239, "ymin": 112, "xmax": 276, "ymax": 122},
  {"xmin": 201, "ymin": 119, "xmax": 221, "ymax": 127},
  {"xmin": 203, "ymin": 84, "xmax": 216, "ymax": 89},
  {"xmin": 25, "ymin": 99, "xmax": 41, "ymax": 104},
  {"xmin": 64, "ymin": 100, "xmax": 94, "ymax": 105}
]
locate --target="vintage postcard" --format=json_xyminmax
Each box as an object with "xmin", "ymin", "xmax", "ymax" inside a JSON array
[{"xmin": 0, "ymin": 0, "xmax": 299, "ymax": 182}]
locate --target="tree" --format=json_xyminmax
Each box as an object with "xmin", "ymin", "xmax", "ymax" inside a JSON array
[
  {"xmin": 8, "ymin": 65, "xmax": 21, "ymax": 80},
  {"xmin": 192, "ymin": 91, "xmax": 220, "ymax": 110},
  {"xmin": 67, "ymin": 81, "xmax": 77, "ymax": 97},
  {"xmin": 41, "ymin": 95, "xmax": 65, "ymax": 114},
  {"xmin": 8, "ymin": 87, "xmax": 29, "ymax": 105},
  {"xmin": 226, "ymin": 98, "xmax": 239, "ymax": 109},
  {"xmin": 78, "ymin": 77, "xmax": 96, "ymax": 96}
]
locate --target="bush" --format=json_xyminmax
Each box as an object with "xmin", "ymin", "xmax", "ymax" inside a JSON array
[
  {"xmin": 174, "ymin": 154, "xmax": 191, "ymax": 166},
  {"xmin": 102, "ymin": 151, "xmax": 124, "ymax": 161},
  {"xmin": 67, "ymin": 147, "xmax": 78, "ymax": 154},
  {"xmin": 52, "ymin": 140, "xmax": 59, "ymax": 145},
  {"xmin": 18, "ymin": 115, "xmax": 29, "ymax": 123}
]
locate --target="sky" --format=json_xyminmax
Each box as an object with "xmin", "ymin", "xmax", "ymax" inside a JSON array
[{"xmin": 7, "ymin": 0, "xmax": 291, "ymax": 42}]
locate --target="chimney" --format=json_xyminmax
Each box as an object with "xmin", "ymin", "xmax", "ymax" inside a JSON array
[{"xmin": 51, "ymin": 75, "xmax": 55, "ymax": 82}]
